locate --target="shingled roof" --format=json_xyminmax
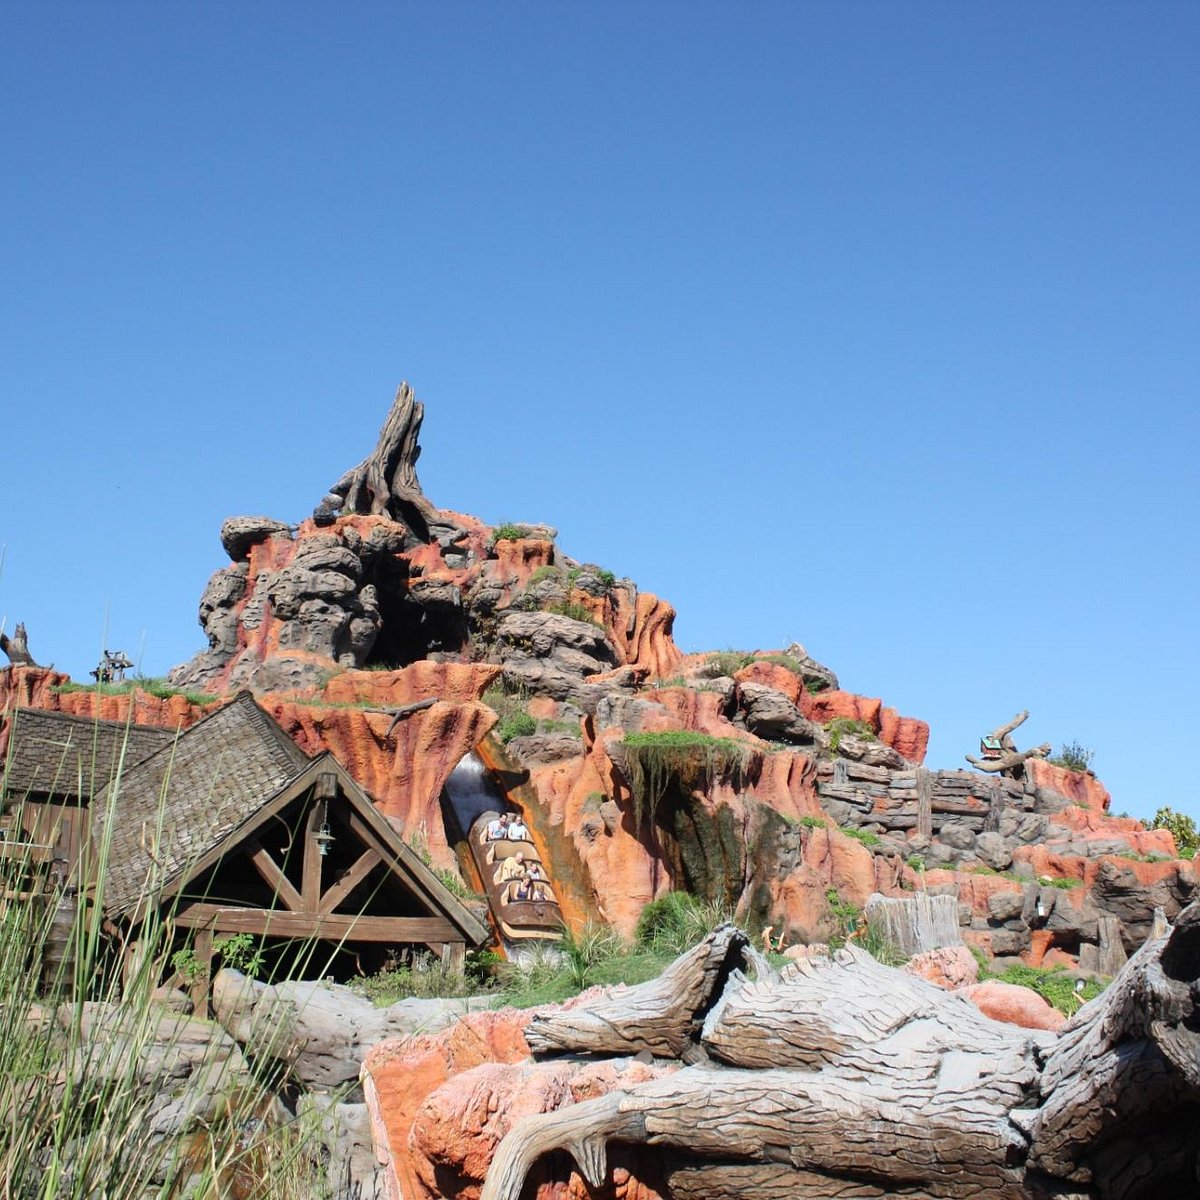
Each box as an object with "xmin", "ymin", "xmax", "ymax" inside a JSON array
[
  {"xmin": 95, "ymin": 692, "xmax": 310, "ymax": 916},
  {"xmin": 1, "ymin": 709, "xmax": 176, "ymax": 802}
]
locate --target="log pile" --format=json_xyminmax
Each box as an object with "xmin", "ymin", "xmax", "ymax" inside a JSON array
[{"xmin": 479, "ymin": 906, "xmax": 1200, "ymax": 1200}]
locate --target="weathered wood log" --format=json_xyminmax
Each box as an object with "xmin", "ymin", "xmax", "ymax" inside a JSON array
[
  {"xmin": 0, "ymin": 622, "xmax": 37, "ymax": 667},
  {"xmin": 379, "ymin": 697, "xmax": 438, "ymax": 737},
  {"xmin": 479, "ymin": 909, "xmax": 1200, "ymax": 1200},
  {"xmin": 966, "ymin": 745, "xmax": 1052, "ymax": 775},
  {"xmin": 327, "ymin": 382, "xmax": 440, "ymax": 533},
  {"xmin": 525, "ymin": 923, "xmax": 748, "ymax": 1060}
]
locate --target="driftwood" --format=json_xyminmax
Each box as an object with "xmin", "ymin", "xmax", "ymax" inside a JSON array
[
  {"xmin": 0, "ymin": 622, "xmax": 37, "ymax": 667},
  {"xmin": 966, "ymin": 710, "xmax": 1051, "ymax": 777},
  {"xmin": 480, "ymin": 910, "xmax": 1200, "ymax": 1200},
  {"xmin": 322, "ymin": 382, "xmax": 440, "ymax": 534}
]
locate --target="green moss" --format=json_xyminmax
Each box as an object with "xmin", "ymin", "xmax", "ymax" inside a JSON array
[{"xmin": 621, "ymin": 731, "xmax": 753, "ymax": 831}]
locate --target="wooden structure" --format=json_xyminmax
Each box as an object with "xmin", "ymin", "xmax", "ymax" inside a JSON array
[
  {"xmin": 1, "ymin": 708, "xmax": 174, "ymax": 878},
  {"xmin": 966, "ymin": 710, "xmax": 1051, "ymax": 779},
  {"xmin": 468, "ymin": 810, "xmax": 563, "ymax": 942},
  {"xmin": 480, "ymin": 911, "xmax": 1200, "ymax": 1200},
  {"xmin": 93, "ymin": 692, "xmax": 488, "ymax": 1007}
]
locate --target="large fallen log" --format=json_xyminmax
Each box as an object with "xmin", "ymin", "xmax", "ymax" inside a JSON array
[{"xmin": 478, "ymin": 910, "xmax": 1200, "ymax": 1200}]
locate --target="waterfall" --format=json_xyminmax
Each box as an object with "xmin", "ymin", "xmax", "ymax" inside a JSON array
[
  {"xmin": 443, "ymin": 752, "xmax": 508, "ymax": 832},
  {"xmin": 864, "ymin": 892, "xmax": 962, "ymax": 956}
]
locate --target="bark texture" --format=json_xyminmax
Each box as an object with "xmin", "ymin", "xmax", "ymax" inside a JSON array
[{"xmin": 479, "ymin": 909, "xmax": 1200, "ymax": 1200}]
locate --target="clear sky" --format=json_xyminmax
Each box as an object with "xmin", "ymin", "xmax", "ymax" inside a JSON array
[{"xmin": 2, "ymin": 4, "xmax": 1196, "ymax": 819}]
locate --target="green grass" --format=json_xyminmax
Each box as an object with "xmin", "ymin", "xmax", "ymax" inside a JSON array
[
  {"xmin": 990, "ymin": 963, "xmax": 1104, "ymax": 1015},
  {"xmin": 839, "ymin": 826, "xmax": 881, "ymax": 847},
  {"xmin": 799, "ymin": 815, "xmax": 826, "ymax": 829},
  {"xmin": 706, "ymin": 650, "xmax": 755, "ymax": 676},
  {"xmin": 350, "ymin": 950, "xmax": 495, "ymax": 1005},
  {"xmin": 545, "ymin": 599, "xmax": 599, "ymax": 624},
  {"xmin": 51, "ymin": 675, "xmax": 216, "ymax": 706},
  {"xmin": 1046, "ymin": 876, "xmax": 1083, "ymax": 890},
  {"xmin": 497, "ymin": 711, "xmax": 537, "ymax": 743},
  {"xmin": 621, "ymin": 731, "xmax": 753, "ymax": 828},
  {"xmin": 527, "ymin": 564, "xmax": 559, "ymax": 586},
  {"xmin": 823, "ymin": 717, "xmax": 876, "ymax": 752}
]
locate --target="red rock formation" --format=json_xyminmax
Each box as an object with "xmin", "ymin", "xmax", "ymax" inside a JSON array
[
  {"xmin": 959, "ymin": 980, "xmax": 1066, "ymax": 1032},
  {"xmin": 904, "ymin": 945, "xmax": 980, "ymax": 990},
  {"xmin": 733, "ymin": 662, "xmax": 804, "ymax": 706},
  {"xmin": 800, "ymin": 688, "xmax": 883, "ymax": 730},
  {"xmin": 878, "ymin": 705, "xmax": 930, "ymax": 764},
  {"xmin": 1026, "ymin": 758, "xmax": 1112, "ymax": 815}
]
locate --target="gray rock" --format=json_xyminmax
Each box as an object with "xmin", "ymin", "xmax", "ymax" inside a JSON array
[
  {"xmin": 298, "ymin": 1096, "xmax": 387, "ymax": 1200},
  {"xmin": 211, "ymin": 971, "xmax": 492, "ymax": 1093},
  {"xmin": 939, "ymin": 822, "xmax": 977, "ymax": 852},
  {"xmin": 506, "ymin": 733, "xmax": 585, "ymax": 766},
  {"xmin": 986, "ymin": 890, "xmax": 1026, "ymax": 923},
  {"xmin": 737, "ymin": 682, "xmax": 818, "ymax": 744},
  {"xmin": 975, "ymin": 831, "xmax": 1014, "ymax": 871},
  {"xmin": 220, "ymin": 516, "xmax": 293, "ymax": 562},
  {"xmin": 987, "ymin": 926, "xmax": 1031, "ymax": 956}
]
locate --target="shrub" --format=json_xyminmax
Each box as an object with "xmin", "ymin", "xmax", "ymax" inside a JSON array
[
  {"xmin": 596, "ymin": 568, "xmax": 617, "ymax": 588},
  {"xmin": 706, "ymin": 650, "xmax": 755, "ymax": 677},
  {"xmin": 497, "ymin": 711, "xmax": 536, "ymax": 743},
  {"xmin": 805, "ymin": 678, "xmax": 829, "ymax": 694},
  {"xmin": 634, "ymin": 892, "xmax": 731, "ymax": 956},
  {"xmin": 906, "ymin": 854, "xmax": 927, "ymax": 872},
  {"xmin": 492, "ymin": 523, "xmax": 536, "ymax": 542},
  {"xmin": 1151, "ymin": 806, "xmax": 1200, "ymax": 856},
  {"xmin": 545, "ymin": 600, "xmax": 597, "ymax": 624},
  {"xmin": 350, "ymin": 952, "xmax": 486, "ymax": 1005},
  {"xmin": 1049, "ymin": 741, "xmax": 1094, "ymax": 773},
  {"xmin": 824, "ymin": 887, "xmax": 861, "ymax": 944},
  {"xmin": 824, "ymin": 717, "xmax": 876, "ymax": 752}
]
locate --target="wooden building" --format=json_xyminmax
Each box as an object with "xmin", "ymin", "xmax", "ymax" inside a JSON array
[
  {"xmin": 92, "ymin": 692, "xmax": 488, "ymax": 1004},
  {"xmin": 1, "ymin": 707, "xmax": 174, "ymax": 881}
]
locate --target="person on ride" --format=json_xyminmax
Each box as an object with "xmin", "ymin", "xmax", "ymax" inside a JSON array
[
  {"xmin": 507, "ymin": 814, "xmax": 530, "ymax": 841},
  {"xmin": 484, "ymin": 813, "xmax": 512, "ymax": 841},
  {"xmin": 496, "ymin": 851, "xmax": 526, "ymax": 886}
]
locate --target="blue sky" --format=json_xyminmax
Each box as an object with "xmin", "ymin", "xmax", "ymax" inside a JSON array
[{"xmin": 2, "ymin": 4, "xmax": 1196, "ymax": 818}]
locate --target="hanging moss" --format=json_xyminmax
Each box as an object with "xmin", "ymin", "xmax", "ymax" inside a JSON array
[{"xmin": 621, "ymin": 731, "xmax": 753, "ymax": 831}]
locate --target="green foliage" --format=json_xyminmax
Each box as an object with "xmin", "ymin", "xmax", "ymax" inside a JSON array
[
  {"xmin": 350, "ymin": 952, "xmax": 488, "ymax": 1005},
  {"xmin": 527, "ymin": 564, "xmax": 559, "ymax": 586},
  {"xmin": 172, "ymin": 932, "xmax": 264, "ymax": 983},
  {"xmin": 1046, "ymin": 875, "xmax": 1083, "ymax": 890},
  {"xmin": 839, "ymin": 826, "xmax": 881, "ymax": 847},
  {"xmin": 824, "ymin": 717, "xmax": 876, "ymax": 752},
  {"xmin": 856, "ymin": 925, "xmax": 908, "ymax": 967},
  {"xmin": 804, "ymin": 678, "xmax": 830, "ymax": 694},
  {"xmin": 634, "ymin": 891, "xmax": 731, "ymax": 956},
  {"xmin": 621, "ymin": 731, "xmax": 753, "ymax": 831},
  {"xmin": 824, "ymin": 887, "xmax": 862, "ymax": 944},
  {"xmin": 706, "ymin": 650, "xmax": 755, "ymax": 676},
  {"xmin": 51, "ymin": 675, "xmax": 216, "ymax": 706},
  {"xmin": 1151, "ymin": 806, "xmax": 1200, "ymax": 855},
  {"xmin": 545, "ymin": 600, "xmax": 598, "ymax": 624},
  {"xmin": 1048, "ymin": 741, "xmax": 1094, "ymax": 773},
  {"xmin": 799, "ymin": 815, "xmax": 826, "ymax": 829},
  {"xmin": 497, "ymin": 711, "xmax": 537, "ymax": 743},
  {"xmin": 991, "ymin": 963, "xmax": 1104, "ymax": 1015},
  {"xmin": 906, "ymin": 854, "xmax": 927, "ymax": 872},
  {"xmin": 596, "ymin": 568, "xmax": 617, "ymax": 588},
  {"xmin": 492, "ymin": 523, "xmax": 535, "ymax": 542}
]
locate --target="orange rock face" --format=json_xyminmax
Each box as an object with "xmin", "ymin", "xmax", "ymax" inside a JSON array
[
  {"xmin": 1026, "ymin": 759, "xmax": 1112, "ymax": 815},
  {"xmin": 800, "ymin": 689, "xmax": 883, "ymax": 730},
  {"xmin": 959, "ymin": 980, "xmax": 1066, "ymax": 1032},
  {"xmin": 733, "ymin": 662, "xmax": 805, "ymax": 706},
  {"xmin": 878, "ymin": 706, "xmax": 930, "ymax": 764}
]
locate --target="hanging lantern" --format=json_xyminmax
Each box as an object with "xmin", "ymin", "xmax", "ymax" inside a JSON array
[{"xmin": 315, "ymin": 822, "xmax": 335, "ymax": 856}]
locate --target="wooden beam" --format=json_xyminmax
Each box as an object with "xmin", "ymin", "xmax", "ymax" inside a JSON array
[
  {"xmin": 245, "ymin": 837, "xmax": 305, "ymax": 913},
  {"xmin": 302, "ymin": 799, "xmax": 325, "ymax": 912},
  {"xmin": 189, "ymin": 926, "xmax": 213, "ymax": 1015},
  {"xmin": 174, "ymin": 902, "xmax": 460, "ymax": 944},
  {"xmin": 318, "ymin": 847, "xmax": 381, "ymax": 916}
]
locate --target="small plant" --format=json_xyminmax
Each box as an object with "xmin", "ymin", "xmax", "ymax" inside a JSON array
[
  {"xmin": 596, "ymin": 568, "xmax": 616, "ymax": 588},
  {"xmin": 839, "ymin": 826, "xmax": 881, "ymax": 847},
  {"xmin": 497, "ymin": 711, "xmax": 537, "ymax": 743},
  {"xmin": 1046, "ymin": 875, "xmax": 1083, "ymax": 890},
  {"xmin": 492, "ymin": 523, "xmax": 536, "ymax": 542},
  {"xmin": 824, "ymin": 717, "xmax": 876, "ymax": 752},
  {"xmin": 857, "ymin": 924, "xmax": 908, "ymax": 967},
  {"xmin": 350, "ymin": 952, "xmax": 486, "ymax": 1005},
  {"xmin": 824, "ymin": 887, "xmax": 862, "ymax": 945},
  {"xmin": 906, "ymin": 854, "xmax": 926, "ymax": 872},
  {"xmin": 805, "ymin": 678, "xmax": 830, "ymax": 694},
  {"xmin": 546, "ymin": 600, "xmax": 598, "ymax": 624},
  {"xmin": 527, "ymin": 564, "xmax": 559, "ymax": 586},
  {"xmin": 799, "ymin": 815, "xmax": 826, "ymax": 829},
  {"xmin": 171, "ymin": 932, "xmax": 265, "ymax": 983},
  {"xmin": 1049, "ymin": 741, "xmax": 1094, "ymax": 773},
  {"xmin": 706, "ymin": 650, "xmax": 755, "ymax": 677},
  {"xmin": 1151, "ymin": 806, "xmax": 1200, "ymax": 856}
]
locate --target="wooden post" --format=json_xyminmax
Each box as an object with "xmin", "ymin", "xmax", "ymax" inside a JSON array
[
  {"xmin": 916, "ymin": 768, "xmax": 933, "ymax": 840},
  {"xmin": 189, "ymin": 926, "xmax": 213, "ymax": 1016},
  {"xmin": 443, "ymin": 941, "xmax": 466, "ymax": 973},
  {"xmin": 302, "ymin": 799, "xmax": 326, "ymax": 912}
]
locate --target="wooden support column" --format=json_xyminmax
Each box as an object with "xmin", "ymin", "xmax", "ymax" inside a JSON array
[
  {"xmin": 189, "ymin": 926, "xmax": 213, "ymax": 1016},
  {"xmin": 443, "ymin": 941, "xmax": 466, "ymax": 972},
  {"xmin": 302, "ymin": 798, "xmax": 327, "ymax": 912}
]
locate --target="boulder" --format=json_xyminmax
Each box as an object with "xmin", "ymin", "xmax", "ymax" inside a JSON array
[
  {"xmin": 975, "ymin": 831, "xmax": 1014, "ymax": 871},
  {"xmin": 958, "ymin": 980, "xmax": 1065, "ymax": 1032},
  {"xmin": 220, "ymin": 515, "xmax": 293, "ymax": 562},
  {"xmin": 903, "ymin": 945, "xmax": 980, "ymax": 990}
]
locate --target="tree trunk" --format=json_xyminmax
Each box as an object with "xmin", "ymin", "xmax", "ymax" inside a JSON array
[
  {"xmin": 0, "ymin": 622, "xmax": 37, "ymax": 667},
  {"xmin": 479, "ymin": 908, "xmax": 1200, "ymax": 1200}
]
